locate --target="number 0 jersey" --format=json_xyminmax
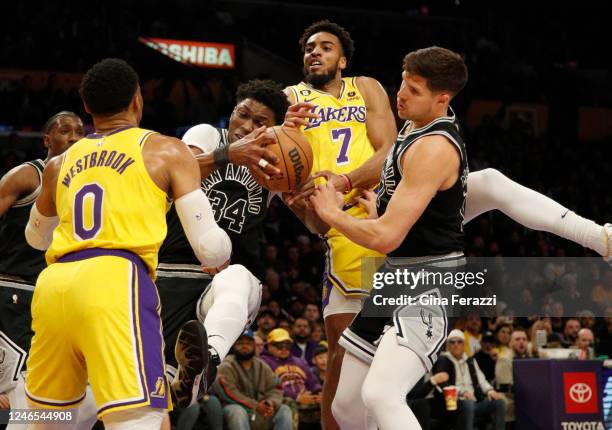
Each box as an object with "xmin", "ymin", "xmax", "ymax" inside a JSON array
[{"xmin": 46, "ymin": 127, "xmax": 168, "ymax": 277}]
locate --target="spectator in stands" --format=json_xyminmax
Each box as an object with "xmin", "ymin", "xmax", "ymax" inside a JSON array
[
  {"xmin": 493, "ymin": 323, "xmax": 512, "ymax": 360},
  {"xmin": 561, "ymin": 318, "xmax": 581, "ymax": 348},
  {"xmin": 529, "ymin": 317, "xmax": 563, "ymax": 348},
  {"xmin": 594, "ymin": 306, "xmax": 612, "ymax": 356},
  {"xmin": 291, "ymin": 317, "xmax": 319, "ymax": 365},
  {"xmin": 310, "ymin": 322, "xmax": 325, "ymax": 344},
  {"xmin": 495, "ymin": 329, "xmax": 531, "ymax": 395},
  {"xmin": 214, "ymin": 329, "xmax": 293, "ymax": 430},
  {"xmin": 303, "ymin": 303, "xmax": 321, "ymax": 324},
  {"xmin": 474, "ymin": 330, "xmax": 498, "ymax": 383},
  {"xmin": 260, "ymin": 328, "xmax": 322, "ymax": 428},
  {"xmin": 571, "ymin": 328, "xmax": 595, "ymax": 360},
  {"xmin": 255, "ymin": 309, "xmax": 278, "ymax": 341},
  {"xmin": 438, "ymin": 329, "xmax": 506, "ymax": 430},
  {"xmin": 310, "ymin": 345, "xmax": 328, "ymax": 386},
  {"xmin": 463, "ymin": 313, "xmax": 483, "ymax": 357},
  {"xmin": 254, "ymin": 334, "xmax": 265, "ymax": 357}
]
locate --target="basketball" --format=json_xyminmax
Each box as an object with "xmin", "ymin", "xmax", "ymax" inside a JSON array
[{"xmin": 263, "ymin": 126, "xmax": 313, "ymax": 192}]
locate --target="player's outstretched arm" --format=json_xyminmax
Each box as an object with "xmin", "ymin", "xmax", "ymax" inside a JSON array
[
  {"xmin": 310, "ymin": 136, "xmax": 459, "ymax": 254},
  {"xmin": 25, "ymin": 157, "xmax": 61, "ymax": 250},
  {"xmin": 151, "ymin": 135, "xmax": 232, "ymax": 270},
  {"xmin": 0, "ymin": 163, "xmax": 40, "ymax": 216}
]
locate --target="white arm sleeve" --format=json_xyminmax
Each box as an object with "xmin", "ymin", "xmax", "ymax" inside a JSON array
[
  {"xmin": 174, "ymin": 189, "xmax": 232, "ymax": 267},
  {"xmin": 181, "ymin": 124, "xmax": 221, "ymax": 154},
  {"xmin": 25, "ymin": 203, "xmax": 58, "ymax": 250}
]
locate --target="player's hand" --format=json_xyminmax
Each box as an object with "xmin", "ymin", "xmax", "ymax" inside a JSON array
[
  {"xmin": 355, "ymin": 189, "xmax": 378, "ymax": 219},
  {"xmin": 228, "ymin": 126, "xmax": 281, "ymax": 181},
  {"xmin": 0, "ymin": 394, "xmax": 10, "ymax": 409},
  {"xmin": 283, "ymin": 102, "xmax": 319, "ymax": 128},
  {"xmin": 287, "ymin": 170, "xmax": 347, "ymax": 205},
  {"xmin": 202, "ymin": 259, "xmax": 230, "ymax": 276},
  {"xmin": 309, "ymin": 181, "xmax": 343, "ymax": 223}
]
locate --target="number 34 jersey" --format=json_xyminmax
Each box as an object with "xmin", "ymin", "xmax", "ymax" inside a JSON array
[
  {"xmin": 46, "ymin": 127, "xmax": 168, "ymax": 277},
  {"xmin": 158, "ymin": 126, "xmax": 272, "ymax": 270}
]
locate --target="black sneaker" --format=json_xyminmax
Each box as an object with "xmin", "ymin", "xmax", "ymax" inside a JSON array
[{"xmin": 171, "ymin": 320, "xmax": 208, "ymax": 408}]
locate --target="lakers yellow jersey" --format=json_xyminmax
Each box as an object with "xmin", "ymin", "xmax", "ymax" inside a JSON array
[
  {"xmin": 46, "ymin": 127, "xmax": 168, "ymax": 277},
  {"xmin": 287, "ymin": 78, "xmax": 383, "ymax": 297},
  {"xmin": 287, "ymin": 78, "xmax": 375, "ymax": 206}
]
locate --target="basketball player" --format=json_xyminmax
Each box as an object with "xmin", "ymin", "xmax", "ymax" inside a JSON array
[
  {"xmin": 284, "ymin": 20, "xmax": 397, "ymax": 429},
  {"xmin": 310, "ymin": 46, "xmax": 469, "ymax": 430},
  {"xmin": 284, "ymin": 20, "xmax": 612, "ymax": 430},
  {"xmin": 0, "ymin": 111, "xmax": 83, "ymax": 419},
  {"xmin": 23, "ymin": 58, "xmax": 231, "ymax": 429},
  {"xmin": 158, "ymin": 80, "xmax": 290, "ymax": 409}
]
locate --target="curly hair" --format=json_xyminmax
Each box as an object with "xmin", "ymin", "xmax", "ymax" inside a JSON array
[
  {"xmin": 235, "ymin": 80, "xmax": 290, "ymax": 124},
  {"xmin": 299, "ymin": 20, "xmax": 354, "ymax": 65},
  {"xmin": 80, "ymin": 58, "xmax": 139, "ymax": 115}
]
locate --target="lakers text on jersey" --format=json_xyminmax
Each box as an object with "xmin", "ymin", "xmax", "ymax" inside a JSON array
[{"xmin": 287, "ymin": 78, "xmax": 383, "ymax": 297}]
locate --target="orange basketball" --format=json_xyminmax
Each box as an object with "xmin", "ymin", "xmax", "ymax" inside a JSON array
[{"xmin": 263, "ymin": 126, "xmax": 313, "ymax": 192}]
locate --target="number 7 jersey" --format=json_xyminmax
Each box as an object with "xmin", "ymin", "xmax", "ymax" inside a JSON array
[
  {"xmin": 286, "ymin": 78, "xmax": 375, "ymax": 198},
  {"xmin": 46, "ymin": 127, "xmax": 168, "ymax": 277}
]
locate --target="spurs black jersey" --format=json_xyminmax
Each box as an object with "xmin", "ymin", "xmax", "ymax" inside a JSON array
[
  {"xmin": 0, "ymin": 159, "xmax": 46, "ymax": 283},
  {"xmin": 159, "ymin": 127, "xmax": 272, "ymax": 273},
  {"xmin": 376, "ymin": 110, "xmax": 468, "ymax": 257}
]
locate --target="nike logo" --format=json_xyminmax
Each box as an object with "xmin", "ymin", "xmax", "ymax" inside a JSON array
[
  {"xmin": 561, "ymin": 210, "xmax": 569, "ymax": 219},
  {"xmin": 304, "ymin": 97, "xmax": 318, "ymax": 103}
]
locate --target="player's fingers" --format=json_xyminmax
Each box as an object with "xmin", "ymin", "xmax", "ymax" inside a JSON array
[
  {"xmin": 288, "ymin": 101, "xmax": 315, "ymax": 111},
  {"xmin": 245, "ymin": 126, "xmax": 266, "ymax": 139},
  {"xmin": 252, "ymin": 131, "xmax": 277, "ymax": 147},
  {"xmin": 312, "ymin": 170, "xmax": 333, "ymax": 182},
  {"xmin": 249, "ymin": 163, "xmax": 271, "ymax": 182},
  {"xmin": 362, "ymin": 189, "xmax": 377, "ymax": 200},
  {"xmin": 259, "ymin": 147, "xmax": 279, "ymax": 166}
]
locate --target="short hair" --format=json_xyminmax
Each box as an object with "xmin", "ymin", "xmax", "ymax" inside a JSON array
[
  {"xmin": 80, "ymin": 58, "xmax": 139, "ymax": 115},
  {"xmin": 403, "ymin": 47, "xmax": 468, "ymax": 96},
  {"xmin": 299, "ymin": 20, "xmax": 354, "ymax": 65},
  {"xmin": 43, "ymin": 111, "xmax": 80, "ymax": 134},
  {"xmin": 235, "ymin": 79, "xmax": 290, "ymax": 125}
]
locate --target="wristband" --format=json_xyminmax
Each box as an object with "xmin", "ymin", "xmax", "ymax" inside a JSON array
[
  {"xmin": 340, "ymin": 174, "xmax": 352, "ymax": 194},
  {"xmin": 213, "ymin": 144, "xmax": 230, "ymax": 169}
]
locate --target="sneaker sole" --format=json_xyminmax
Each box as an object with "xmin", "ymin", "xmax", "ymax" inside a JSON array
[{"xmin": 171, "ymin": 320, "xmax": 208, "ymax": 408}]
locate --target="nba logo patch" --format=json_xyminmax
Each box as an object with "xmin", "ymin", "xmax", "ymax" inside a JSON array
[
  {"xmin": 300, "ymin": 90, "xmax": 311, "ymax": 96},
  {"xmin": 347, "ymin": 91, "xmax": 356, "ymax": 97}
]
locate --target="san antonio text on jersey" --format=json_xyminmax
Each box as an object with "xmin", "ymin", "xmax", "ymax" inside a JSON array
[{"xmin": 159, "ymin": 127, "xmax": 272, "ymax": 271}]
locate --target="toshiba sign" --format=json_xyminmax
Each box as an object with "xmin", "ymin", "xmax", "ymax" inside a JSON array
[{"xmin": 139, "ymin": 37, "xmax": 235, "ymax": 69}]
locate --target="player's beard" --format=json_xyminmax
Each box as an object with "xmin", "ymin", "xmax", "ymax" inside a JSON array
[
  {"xmin": 304, "ymin": 65, "xmax": 337, "ymax": 88},
  {"xmin": 235, "ymin": 350, "xmax": 255, "ymax": 361}
]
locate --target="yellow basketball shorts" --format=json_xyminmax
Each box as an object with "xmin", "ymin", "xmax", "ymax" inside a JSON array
[
  {"xmin": 322, "ymin": 233, "xmax": 383, "ymax": 311},
  {"xmin": 25, "ymin": 249, "xmax": 171, "ymax": 418}
]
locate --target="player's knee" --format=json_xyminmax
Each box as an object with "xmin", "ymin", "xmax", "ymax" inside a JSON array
[
  {"xmin": 361, "ymin": 377, "xmax": 387, "ymax": 413},
  {"xmin": 331, "ymin": 391, "xmax": 351, "ymax": 422},
  {"xmin": 214, "ymin": 264, "xmax": 255, "ymax": 290}
]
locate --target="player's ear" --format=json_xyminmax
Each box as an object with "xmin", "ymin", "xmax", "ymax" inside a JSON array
[
  {"xmin": 437, "ymin": 92, "xmax": 450, "ymax": 106},
  {"xmin": 83, "ymin": 102, "xmax": 91, "ymax": 115},
  {"xmin": 339, "ymin": 56, "xmax": 347, "ymax": 71},
  {"xmin": 43, "ymin": 134, "xmax": 50, "ymax": 149}
]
